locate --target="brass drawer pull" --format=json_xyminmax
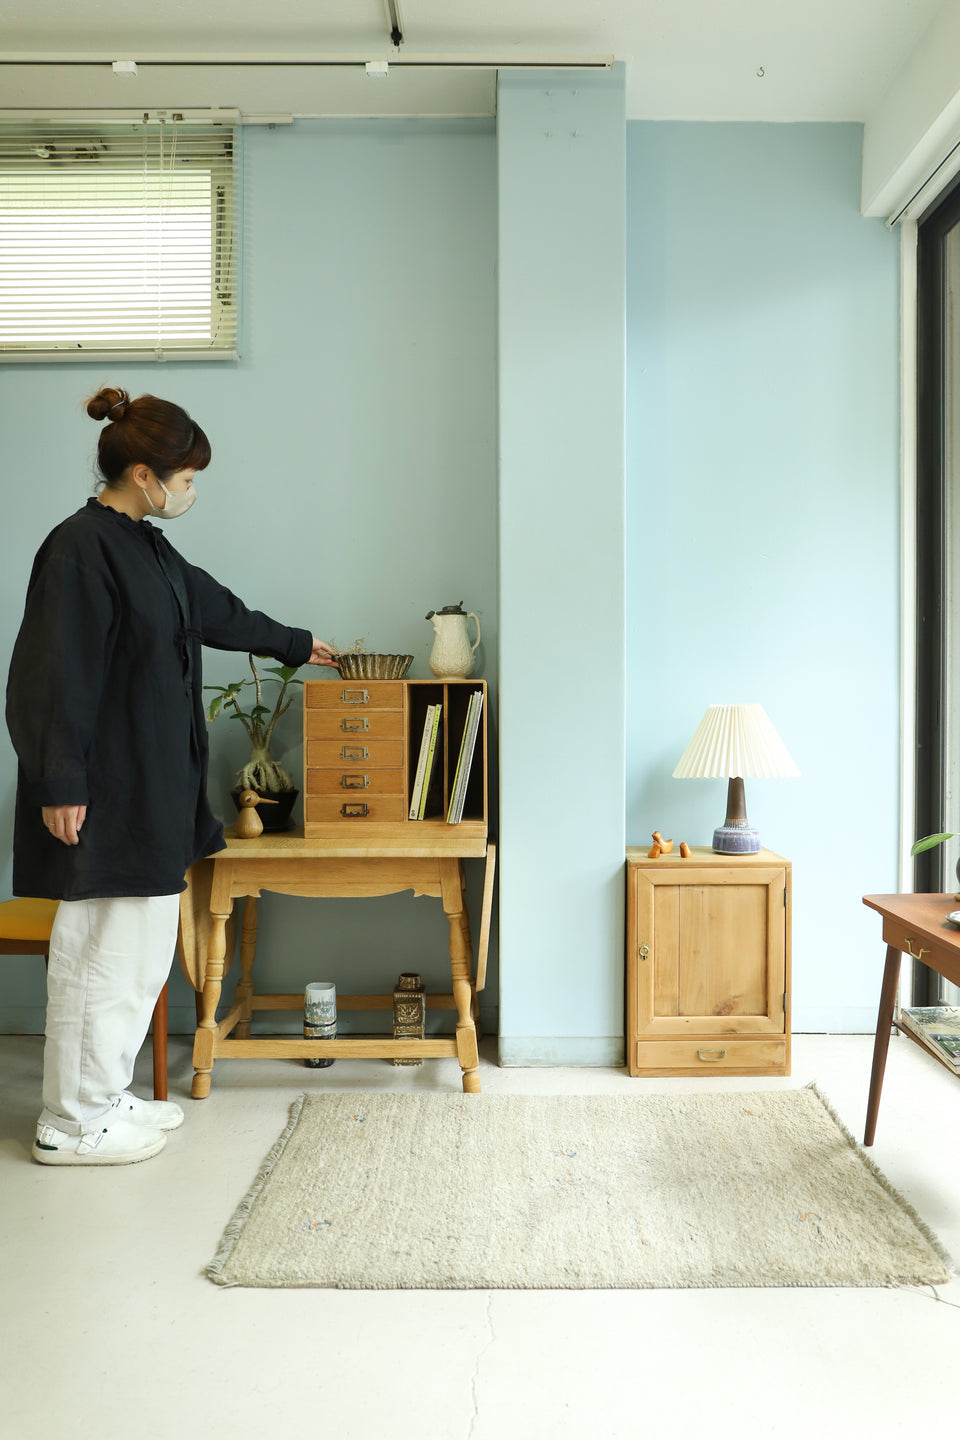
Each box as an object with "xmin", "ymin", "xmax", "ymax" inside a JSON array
[
  {"xmin": 340, "ymin": 745, "xmax": 369, "ymax": 761},
  {"xmin": 697, "ymin": 1048, "xmax": 727, "ymax": 1063},
  {"xmin": 639, "ymin": 944, "xmax": 650, "ymax": 962},
  {"xmin": 340, "ymin": 716, "xmax": 369, "ymax": 733},
  {"xmin": 340, "ymin": 773, "xmax": 370, "ymax": 790},
  {"xmin": 904, "ymin": 938, "xmax": 929, "ymax": 960},
  {"xmin": 341, "ymin": 802, "xmax": 369, "ymax": 817},
  {"xmin": 341, "ymin": 688, "xmax": 369, "ymax": 705}
]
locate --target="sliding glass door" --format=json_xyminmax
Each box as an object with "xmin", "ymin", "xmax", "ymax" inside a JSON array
[{"xmin": 916, "ymin": 177, "xmax": 960, "ymax": 1003}]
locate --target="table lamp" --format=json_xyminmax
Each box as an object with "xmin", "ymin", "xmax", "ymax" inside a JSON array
[{"xmin": 672, "ymin": 703, "xmax": 799, "ymax": 854}]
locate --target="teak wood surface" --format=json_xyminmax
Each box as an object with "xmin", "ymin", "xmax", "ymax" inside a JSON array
[
  {"xmin": 179, "ymin": 830, "xmax": 495, "ymax": 1098},
  {"xmin": 862, "ymin": 892, "xmax": 960, "ymax": 1145}
]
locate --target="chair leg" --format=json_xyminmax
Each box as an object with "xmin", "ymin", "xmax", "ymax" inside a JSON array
[{"xmin": 152, "ymin": 982, "xmax": 168, "ymax": 1102}]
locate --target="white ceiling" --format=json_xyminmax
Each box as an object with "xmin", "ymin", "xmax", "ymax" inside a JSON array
[{"xmin": 0, "ymin": 0, "xmax": 947, "ymax": 121}]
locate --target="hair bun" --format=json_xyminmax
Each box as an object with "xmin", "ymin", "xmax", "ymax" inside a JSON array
[{"xmin": 86, "ymin": 387, "xmax": 130, "ymax": 422}]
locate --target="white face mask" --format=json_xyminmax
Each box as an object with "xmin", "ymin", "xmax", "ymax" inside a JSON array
[{"xmin": 144, "ymin": 480, "xmax": 197, "ymax": 520}]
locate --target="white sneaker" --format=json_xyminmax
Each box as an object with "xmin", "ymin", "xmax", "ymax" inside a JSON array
[
  {"xmin": 33, "ymin": 1119, "xmax": 166, "ymax": 1166},
  {"xmin": 113, "ymin": 1091, "xmax": 184, "ymax": 1131}
]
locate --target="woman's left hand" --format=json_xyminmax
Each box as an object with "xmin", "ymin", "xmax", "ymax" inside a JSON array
[{"xmin": 308, "ymin": 636, "xmax": 339, "ymax": 668}]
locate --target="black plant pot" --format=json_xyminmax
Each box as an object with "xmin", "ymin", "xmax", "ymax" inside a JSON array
[{"xmin": 230, "ymin": 787, "xmax": 299, "ymax": 833}]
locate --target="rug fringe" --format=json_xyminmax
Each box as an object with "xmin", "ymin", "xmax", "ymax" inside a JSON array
[
  {"xmin": 803, "ymin": 1081, "xmax": 955, "ymax": 1281},
  {"xmin": 205, "ymin": 1094, "xmax": 306, "ymax": 1287}
]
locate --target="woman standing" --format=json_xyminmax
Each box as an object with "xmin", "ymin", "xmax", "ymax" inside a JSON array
[{"xmin": 5, "ymin": 387, "xmax": 337, "ymax": 1165}]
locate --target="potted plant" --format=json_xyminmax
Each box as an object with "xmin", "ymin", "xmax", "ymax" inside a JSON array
[{"xmin": 205, "ymin": 653, "xmax": 304, "ymax": 832}]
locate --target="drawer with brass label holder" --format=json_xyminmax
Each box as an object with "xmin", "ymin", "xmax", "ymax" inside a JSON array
[
  {"xmin": 304, "ymin": 795, "xmax": 406, "ymax": 824},
  {"xmin": 306, "ymin": 768, "xmax": 403, "ymax": 797},
  {"xmin": 306, "ymin": 739, "xmax": 403, "ymax": 769}
]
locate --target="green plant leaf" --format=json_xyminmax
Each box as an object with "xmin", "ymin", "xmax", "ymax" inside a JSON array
[
  {"xmin": 206, "ymin": 696, "xmax": 223, "ymax": 721},
  {"xmin": 910, "ymin": 832, "xmax": 955, "ymax": 855},
  {"xmin": 262, "ymin": 665, "xmax": 301, "ymax": 682},
  {"xmin": 249, "ymin": 705, "xmax": 270, "ymax": 722}
]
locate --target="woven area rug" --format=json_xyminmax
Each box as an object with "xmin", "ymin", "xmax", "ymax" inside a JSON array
[{"xmin": 206, "ymin": 1085, "xmax": 953, "ymax": 1289}]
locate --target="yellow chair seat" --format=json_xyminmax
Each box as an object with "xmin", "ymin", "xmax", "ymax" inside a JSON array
[{"xmin": 0, "ymin": 898, "xmax": 60, "ymax": 942}]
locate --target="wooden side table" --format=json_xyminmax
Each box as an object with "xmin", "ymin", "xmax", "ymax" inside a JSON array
[
  {"xmin": 626, "ymin": 847, "xmax": 791, "ymax": 1077},
  {"xmin": 862, "ymin": 892, "xmax": 960, "ymax": 1144},
  {"xmin": 178, "ymin": 830, "xmax": 496, "ymax": 1097}
]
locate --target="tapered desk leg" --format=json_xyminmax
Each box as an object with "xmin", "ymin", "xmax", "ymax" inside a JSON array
[
  {"xmin": 864, "ymin": 943, "xmax": 902, "ymax": 1146},
  {"xmin": 441, "ymin": 859, "xmax": 480, "ymax": 1094},
  {"xmin": 192, "ymin": 906, "xmax": 231, "ymax": 1099},
  {"xmin": 234, "ymin": 897, "xmax": 258, "ymax": 1040}
]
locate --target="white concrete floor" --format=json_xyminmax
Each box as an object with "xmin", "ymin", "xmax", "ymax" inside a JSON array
[{"xmin": 1, "ymin": 1031, "xmax": 959, "ymax": 1440}]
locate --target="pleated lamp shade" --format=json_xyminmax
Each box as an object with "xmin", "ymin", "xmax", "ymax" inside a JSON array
[
  {"xmin": 673, "ymin": 705, "xmax": 799, "ymax": 854},
  {"xmin": 672, "ymin": 704, "xmax": 800, "ymax": 780}
]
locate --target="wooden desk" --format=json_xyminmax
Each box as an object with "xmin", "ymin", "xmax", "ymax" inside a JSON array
[
  {"xmin": 862, "ymin": 892, "xmax": 960, "ymax": 1145},
  {"xmin": 180, "ymin": 829, "xmax": 496, "ymax": 1098}
]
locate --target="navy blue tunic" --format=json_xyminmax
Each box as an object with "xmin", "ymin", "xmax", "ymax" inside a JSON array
[{"xmin": 5, "ymin": 499, "xmax": 312, "ymax": 900}]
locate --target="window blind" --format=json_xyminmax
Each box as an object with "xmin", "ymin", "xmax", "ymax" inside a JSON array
[{"xmin": 0, "ymin": 114, "xmax": 240, "ymax": 360}]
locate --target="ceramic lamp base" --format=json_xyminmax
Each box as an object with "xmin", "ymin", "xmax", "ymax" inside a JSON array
[{"xmin": 713, "ymin": 823, "xmax": 761, "ymax": 854}]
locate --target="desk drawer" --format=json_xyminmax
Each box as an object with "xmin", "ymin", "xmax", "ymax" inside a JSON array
[
  {"xmin": 304, "ymin": 795, "xmax": 407, "ymax": 824},
  {"xmin": 305, "ymin": 709, "xmax": 404, "ymax": 741},
  {"xmin": 306, "ymin": 740, "xmax": 403, "ymax": 769},
  {"xmin": 306, "ymin": 767, "xmax": 404, "ymax": 797},
  {"xmin": 305, "ymin": 682, "xmax": 403, "ymax": 710},
  {"xmin": 629, "ymin": 1037, "xmax": 788, "ymax": 1076}
]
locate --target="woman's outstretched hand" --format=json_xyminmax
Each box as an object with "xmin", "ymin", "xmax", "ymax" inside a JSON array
[
  {"xmin": 42, "ymin": 805, "xmax": 87, "ymax": 845},
  {"xmin": 308, "ymin": 637, "xmax": 339, "ymax": 668}
]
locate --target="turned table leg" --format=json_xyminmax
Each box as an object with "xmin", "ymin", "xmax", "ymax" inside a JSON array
[
  {"xmin": 234, "ymin": 897, "xmax": 258, "ymax": 1040},
  {"xmin": 441, "ymin": 859, "xmax": 480, "ymax": 1094},
  {"xmin": 192, "ymin": 905, "xmax": 231, "ymax": 1099},
  {"xmin": 864, "ymin": 943, "xmax": 902, "ymax": 1146}
]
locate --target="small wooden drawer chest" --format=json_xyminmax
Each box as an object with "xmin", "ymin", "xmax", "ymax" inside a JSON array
[
  {"xmin": 625, "ymin": 846, "xmax": 791, "ymax": 1077},
  {"xmin": 302, "ymin": 678, "xmax": 487, "ymax": 848}
]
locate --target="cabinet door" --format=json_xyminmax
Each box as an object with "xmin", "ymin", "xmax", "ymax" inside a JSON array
[{"xmin": 633, "ymin": 867, "xmax": 786, "ymax": 1037}]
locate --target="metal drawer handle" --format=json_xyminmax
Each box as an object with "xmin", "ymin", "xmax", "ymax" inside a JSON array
[
  {"xmin": 639, "ymin": 944, "xmax": 650, "ymax": 962},
  {"xmin": 340, "ymin": 773, "xmax": 370, "ymax": 790},
  {"xmin": 340, "ymin": 717, "xmax": 369, "ymax": 733},
  {"xmin": 697, "ymin": 1049, "xmax": 727, "ymax": 1063},
  {"xmin": 340, "ymin": 745, "xmax": 369, "ymax": 761},
  {"xmin": 341, "ymin": 802, "xmax": 369, "ymax": 817},
  {"xmin": 904, "ymin": 938, "xmax": 929, "ymax": 960},
  {"xmin": 341, "ymin": 688, "xmax": 369, "ymax": 705}
]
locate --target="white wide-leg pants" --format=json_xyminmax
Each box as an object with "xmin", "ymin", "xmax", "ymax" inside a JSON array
[{"xmin": 39, "ymin": 895, "xmax": 180, "ymax": 1134}]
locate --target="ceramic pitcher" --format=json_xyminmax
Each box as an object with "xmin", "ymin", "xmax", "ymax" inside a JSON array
[{"xmin": 426, "ymin": 602, "xmax": 481, "ymax": 679}]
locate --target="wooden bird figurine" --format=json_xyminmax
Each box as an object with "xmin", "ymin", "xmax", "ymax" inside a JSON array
[
  {"xmin": 234, "ymin": 788, "xmax": 277, "ymax": 838},
  {"xmin": 651, "ymin": 830, "xmax": 674, "ymax": 856}
]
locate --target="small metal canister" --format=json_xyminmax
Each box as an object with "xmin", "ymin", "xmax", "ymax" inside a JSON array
[{"xmin": 392, "ymin": 972, "xmax": 426, "ymax": 1066}]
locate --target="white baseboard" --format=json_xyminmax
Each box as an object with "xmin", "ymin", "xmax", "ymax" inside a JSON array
[{"xmin": 498, "ymin": 1037, "xmax": 626, "ymax": 1067}]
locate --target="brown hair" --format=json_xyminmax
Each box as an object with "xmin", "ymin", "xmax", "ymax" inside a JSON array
[{"xmin": 86, "ymin": 386, "xmax": 212, "ymax": 485}]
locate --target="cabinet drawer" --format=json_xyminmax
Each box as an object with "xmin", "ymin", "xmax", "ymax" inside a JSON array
[
  {"xmin": 306, "ymin": 739, "xmax": 403, "ymax": 769},
  {"xmin": 305, "ymin": 709, "xmax": 404, "ymax": 741},
  {"xmin": 629, "ymin": 1037, "xmax": 788, "ymax": 1076},
  {"xmin": 306, "ymin": 767, "xmax": 404, "ymax": 797},
  {"xmin": 304, "ymin": 795, "xmax": 407, "ymax": 824},
  {"xmin": 305, "ymin": 682, "xmax": 403, "ymax": 710}
]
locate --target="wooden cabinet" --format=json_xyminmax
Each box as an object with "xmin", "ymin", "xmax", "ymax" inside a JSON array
[
  {"xmin": 625, "ymin": 846, "xmax": 791, "ymax": 1077},
  {"xmin": 302, "ymin": 678, "xmax": 487, "ymax": 850}
]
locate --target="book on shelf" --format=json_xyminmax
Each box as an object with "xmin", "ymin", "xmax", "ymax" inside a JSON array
[
  {"xmin": 446, "ymin": 689, "xmax": 484, "ymax": 824},
  {"xmin": 897, "ymin": 1005, "xmax": 960, "ymax": 1075},
  {"xmin": 408, "ymin": 704, "xmax": 438, "ymax": 820},
  {"xmin": 417, "ymin": 704, "xmax": 443, "ymax": 820}
]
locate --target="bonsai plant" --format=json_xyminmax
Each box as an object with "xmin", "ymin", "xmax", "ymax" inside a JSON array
[{"xmin": 205, "ymin": 653, "xmax": 304, "ymax": 829}]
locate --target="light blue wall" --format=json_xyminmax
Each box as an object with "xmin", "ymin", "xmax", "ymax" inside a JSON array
[
  {"xmin": 0, "ymin": 119, "xmax": 498, "ymax": 1035},
  {"xmin": 625, "ymin": 122, "xmax": 901, "ymax": 1031},
  {"xmin": 0, "ymin": 112, "xmax": 903, "ymax": 1050},
  {"xmin": 497, "ymin": 69, "xmax": 626, "ymax": 1065}
]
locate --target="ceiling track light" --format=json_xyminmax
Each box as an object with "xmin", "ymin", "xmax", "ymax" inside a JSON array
[{"xmin": 385, "ymin": 0, "xmax": 404, "ymax": 49}]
